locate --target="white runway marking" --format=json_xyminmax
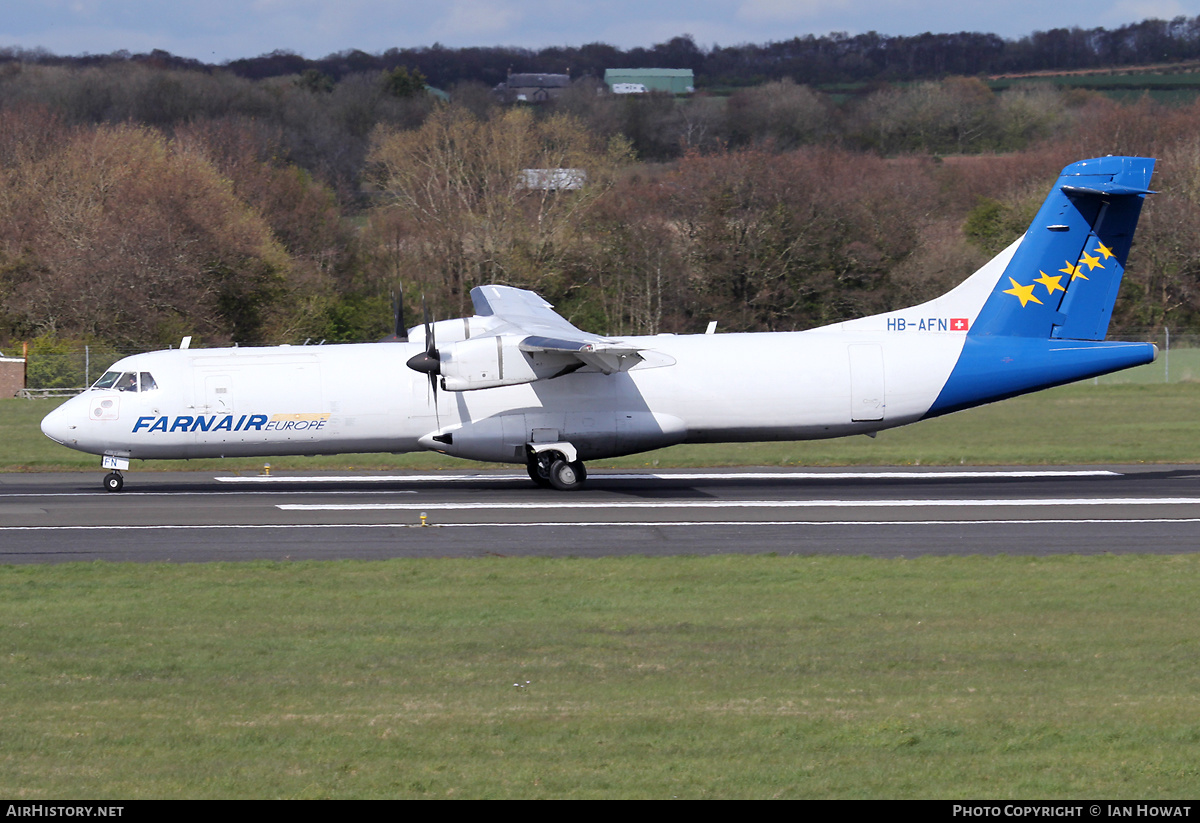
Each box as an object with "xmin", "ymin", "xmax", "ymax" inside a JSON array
[
  {"xmin": 0, "ymin": 489, "xmax": 420, "ymax": 499},
  {"xmin": 3, "ymin": 518, "xmax": 1200, "ymax": 532},
  {"xmin": 216, "ymin": 469, "xmax": 1121, "ymax": 483},
  {"xmin": 278, "ymin": 497, "xmax": 1200, "ymax": 512}
]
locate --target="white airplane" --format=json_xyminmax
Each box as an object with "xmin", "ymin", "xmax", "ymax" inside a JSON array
[{"xmin": 41, "ymin": 156, "xmax": 1159, "ymax": 492}]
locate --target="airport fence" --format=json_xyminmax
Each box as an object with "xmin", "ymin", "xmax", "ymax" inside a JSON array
[
  {"xmin": 6, "ymin": 330, "xmax": 1200, "ymax": 396},
  {"xmin": 1093, "ymin": 329, "xmax": 1200, "ymax": 384},
  {"xmin": 12, "ymin": 345, "xmax": 147, "ymax": 396}
]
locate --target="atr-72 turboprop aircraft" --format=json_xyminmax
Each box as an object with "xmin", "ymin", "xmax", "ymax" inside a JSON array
[{"xmin": 42, "ymin": 156, "xmax": 1159, "ymax": 492}]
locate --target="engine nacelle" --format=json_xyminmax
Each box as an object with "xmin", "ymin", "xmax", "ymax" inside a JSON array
[
  {"xmin": 406, "ymin": 316, "xmax": 496, "ymax": 347},
  {"xmin": 439, "ymin": 335, "xmax": 572, "ymax": 391}
]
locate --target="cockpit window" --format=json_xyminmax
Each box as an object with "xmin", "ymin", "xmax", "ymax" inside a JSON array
[
  {"xmin": 93, "ymin": 371, "xmax": 121, "ymax": 390},
  {"xmin": 92, "ymin": 371, "xmax": 158, "ymax": 392}
]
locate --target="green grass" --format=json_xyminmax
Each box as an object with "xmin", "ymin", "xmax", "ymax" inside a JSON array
[
  {"xmin": 987, "ymin": 72, "xmax": 1200, "ymax": 104},
  {"xmin": 7, "ymin": 381, "xmax": 1200, "ymax": 473},
  {"xmin": 2, "ymin": 556, "xmax": 1200, "ymax": 799}
]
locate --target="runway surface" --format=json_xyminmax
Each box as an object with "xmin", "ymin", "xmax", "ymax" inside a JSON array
[{"xmin": 1, "ymin": 466, "xmax": 1199, "ymax": 562}]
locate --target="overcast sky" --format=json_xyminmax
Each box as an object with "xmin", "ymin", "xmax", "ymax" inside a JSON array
[{"xmin": 0, "ymin": 0, "xmax": 1194, "ymax": 63}]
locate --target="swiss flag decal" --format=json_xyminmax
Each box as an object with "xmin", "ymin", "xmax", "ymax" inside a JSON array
[{"xmin": 950, "ymin": 318, "xmax": 969, "ymax": 331}]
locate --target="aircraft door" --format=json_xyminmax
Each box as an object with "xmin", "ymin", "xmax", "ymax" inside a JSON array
[
  {"xmin": 848, "ymin": 345, "xmax": 886, "ymax": 422},
  {"xmin": 197, "ymin": 374, "xmax": 234, "ymax": 416}
]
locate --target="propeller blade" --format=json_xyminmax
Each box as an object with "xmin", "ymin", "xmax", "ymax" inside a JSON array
[
  {"xmin": 417, "ymin": 296, "xmax": 439, "ymax": 405},
  {"xmin": 422, "ymin": 298, "xmax": 434, "ymax": 353},
  {"xmin": 406, "ymin": 295, "xmax": 441, "ymax": 377},
  {"xmin": 392, "ymin": 287, "xmax": 407, "ymax": 342}
]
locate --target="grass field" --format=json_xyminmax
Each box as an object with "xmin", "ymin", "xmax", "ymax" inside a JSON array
[
  {"xmin": 2, "ymin": 557, "xmax": 1199, "ymax": 799},
  {"xmin": 6, "ymin": 380, "xmax": 1200, "ymax": 472},
  {"xmin": 4, "ymin": 383, "xmax": 1200, "ymax": 798}
]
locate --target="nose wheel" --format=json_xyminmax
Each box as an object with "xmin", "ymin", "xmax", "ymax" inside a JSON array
[{"xmin": 104, "ymin": 471, "xmax": 124, "ymax": 493}]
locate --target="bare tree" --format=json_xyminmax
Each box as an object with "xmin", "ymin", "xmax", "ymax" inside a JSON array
[{"xmin": 364, "ymin": 106, "xmax": 633, "ymax": 315}]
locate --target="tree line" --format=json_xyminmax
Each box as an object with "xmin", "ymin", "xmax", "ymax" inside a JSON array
[
  {"xmin": 0, "ymin": 57, "xmax": 1091, "ymax": 179},
  {"xmin": 4, "ymin": 94, "xmax": 1200, "ymax": 353},
  {"xmin": 2, "ymin": 51, "xmax": 1200, "ymax": 365},
  {"xmin": 5, "ymin": 15, "xmax": 1200, "ymax": 88}
]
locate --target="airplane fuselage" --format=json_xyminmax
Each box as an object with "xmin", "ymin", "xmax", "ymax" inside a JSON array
[{"xmin": 40, "ymin": 327, "xmax": 951, "ymax": 465}]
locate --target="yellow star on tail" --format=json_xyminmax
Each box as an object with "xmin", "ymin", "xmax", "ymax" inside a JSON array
[
  {"xmin": 1004, "ymin": 277, "xmax": 1043, "ymax": 307},
  {"xmin": 1060, "ymin": 260, "xmax": 1087, "ymax": 281},
  {"xmin": 1094, "ymin": 242, "xmax": 1115, "ymax": 260},
  {"xmin": 1033, "ymin": 270, "xmax": 1065, "ymax": 295},
  {"xmin": 1080, "ymin": 250, "xmax": 1105, "ymax": 271}
]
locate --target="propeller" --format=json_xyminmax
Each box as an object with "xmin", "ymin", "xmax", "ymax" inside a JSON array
[{"xmin": 405, "ymin": 297, "xmax": 441, "ymax": 405}]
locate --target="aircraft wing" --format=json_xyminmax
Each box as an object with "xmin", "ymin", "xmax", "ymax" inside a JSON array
[{"xmin": 471, "ymin": 285, "xmax": 644, "ymax": 374}]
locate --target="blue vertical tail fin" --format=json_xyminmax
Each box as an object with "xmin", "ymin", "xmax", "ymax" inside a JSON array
[
  {"xmin": 971, "ymin": 156, "xmax": 1155, "ymax": 341},
  {"xmin": 926, "ymin": 156, "xmax": 1158, "ymax": 418}
]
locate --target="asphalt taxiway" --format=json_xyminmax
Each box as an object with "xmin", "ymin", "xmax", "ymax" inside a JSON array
[{"xmin": 1, "ymin": 466, "xmax": 1199, "ymax": 563}]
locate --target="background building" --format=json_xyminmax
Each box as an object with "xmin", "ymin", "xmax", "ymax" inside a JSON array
[
  {"xmin": 0, "ymin": 351, "xmax": 25, "ymax": 397},
  {"xmin": 494, "ymin": 73, "xmax": 571, "ymax": 103},
  {"xmin": 603, "ymin": 69, "xmax": 694, "ymax": 94}
]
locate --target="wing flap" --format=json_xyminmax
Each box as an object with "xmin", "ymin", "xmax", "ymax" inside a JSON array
[{"xmin": 518, "ymin": 335, "xmax": 645, "ymax": 374}]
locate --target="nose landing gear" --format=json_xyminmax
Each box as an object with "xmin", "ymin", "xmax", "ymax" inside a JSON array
[{"xmin": 100, "ymin": 455, "xmax": 130, "ymax": 493}]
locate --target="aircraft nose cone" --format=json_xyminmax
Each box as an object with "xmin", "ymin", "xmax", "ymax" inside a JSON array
[{"xmin": 40, "ymin": 402, "xmax": 75, "ymax": 445}]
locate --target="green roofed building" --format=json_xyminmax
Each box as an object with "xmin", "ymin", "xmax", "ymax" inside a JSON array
[{"xmin": 604, "ymin": 68, "xmax": 694, "ymax": 95}]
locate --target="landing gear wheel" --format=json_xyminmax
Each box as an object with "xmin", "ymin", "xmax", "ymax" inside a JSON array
[
  {"xmin": 548, "ymin": 458, "xmax": 586, "ymax": 491},
  {"xmin": 104, "ymin": 472, "xmax": 124, "ymax": 493},
  {"xmin": 526, "ymin": 456, "xmax": 552, "ymax": 488}
]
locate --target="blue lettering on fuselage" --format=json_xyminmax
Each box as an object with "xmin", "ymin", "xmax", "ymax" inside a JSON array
[
  {"xmin": 889, "ymin": 317, "xmax": 953, "ymax": 331},
  {"xmin": 132, "ymin": 413, "xmax": 294, "ymax": 434}
]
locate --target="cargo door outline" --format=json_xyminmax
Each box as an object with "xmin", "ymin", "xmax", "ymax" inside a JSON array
[
  {"xmin": 196, "ymin": 374, "xmax": 234, "ymax": 417},
  {"xmin": 848, "ymin": 344, "xmax": 886, "ymax": 422}
]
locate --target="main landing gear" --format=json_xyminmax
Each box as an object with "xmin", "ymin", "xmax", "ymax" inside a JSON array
[{"xmin": 526, "ymin": 445, "xmax": 587, "ymax": 491}]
